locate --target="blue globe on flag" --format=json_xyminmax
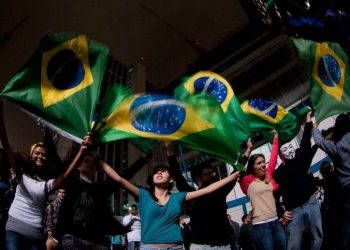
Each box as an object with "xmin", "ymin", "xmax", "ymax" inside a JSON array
[
  {"xmin": 47, "ymin": 49, "xmax": 85, "ymax": 90},
  {"xmin": 318, "ymin": 55, "xmax": 341, "ymax": 87},
  {"xmin": 193, "ymin": 77, "xmax": 228, "ymax": 105},
  {"xmin": 249, "ymin": 99, "xmax": 278, "ymax": 119},
  {"xmin": 130, "ymin": 95, "xmax": 186, "ymax": 135}
]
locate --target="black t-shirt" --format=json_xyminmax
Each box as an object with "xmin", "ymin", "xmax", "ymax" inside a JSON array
[
  {"xmin": 273, "ymin": 122, "xmax": 318, "ymax": 210},
  {"xmin": 168, "ymin": 155, "xmax": 239, "ymax": 245},
  {"xmin": 56, "ymin": 177, "xmax": 126, "ymax": 243},
  {"xmin": 190, "ymin": 183, "xmax": 235, "ymax": 245}
]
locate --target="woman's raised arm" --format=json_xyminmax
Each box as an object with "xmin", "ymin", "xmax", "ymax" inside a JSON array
[
  {"xmin": 51, "ymin": 133, "xmax": 91, "ymax": 189},
  {"xmin": 185, "ymin": 171, "xmax": 240, "ymax": 201},
  {"xmin": 97, "ymin": 159, "xmax": 139, "ymax": 197}
]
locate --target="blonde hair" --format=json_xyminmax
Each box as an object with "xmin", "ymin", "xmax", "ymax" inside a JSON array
[{"xmin": 29, "ymin": 142, "xmax": 45, "ymax": 158}]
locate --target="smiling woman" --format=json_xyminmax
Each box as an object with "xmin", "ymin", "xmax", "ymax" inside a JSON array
[
  {"xmin": 0, "ymin": 102, "xmax": 91, "ymax": 250},
  {"xmin": 239, "ymin": 131, "xmax": 286, "ymax": 250},
  {"xmin": 30, "ymin": 143, "xmax": 47, "ymax": 170}
]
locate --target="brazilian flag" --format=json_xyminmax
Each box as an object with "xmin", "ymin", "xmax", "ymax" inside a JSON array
[
  {"xmin": 1, "ymin": 32, "xmax": 109, "ymax": 140},
  {"xmin": 293, "ymin": 39, "xmax": 350, "ymax": 122},
  {"xmin": 174, "ymin": 71, "xmax": 250, "ymax": 142},
  {"xmin": 241, "ymin": 99, "xmax": 306, "ymax": 142},
  {"xmin": 94, "ymin": 85, "xmax": 242, "ymax": 166}
]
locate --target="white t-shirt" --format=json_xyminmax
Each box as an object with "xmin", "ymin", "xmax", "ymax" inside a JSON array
[
  {"xmin": 8, "ymin": 174, "xmax": 54, "ymax": 228},
  {"xmin": 123, "ymin": 214, "xmax": 141, "ymax": 242}
]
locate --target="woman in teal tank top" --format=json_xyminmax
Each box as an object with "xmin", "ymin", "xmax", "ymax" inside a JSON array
[{"xmin": 97, "ymin": 159, "xmax": 240, "ymax": 250}]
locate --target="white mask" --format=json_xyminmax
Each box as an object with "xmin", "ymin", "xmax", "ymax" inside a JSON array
[{"xmin": 280, "ymin": 142, "xmax": 296, "ymax": 160}]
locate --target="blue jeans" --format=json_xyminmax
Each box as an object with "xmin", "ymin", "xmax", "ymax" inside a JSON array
[
  {"xmin": 252, "ymin": 219, "xmax": 286, "ymax": 250},
  {"xmin": 140, "ymin": 244, "xmax": 184, "ymax": 250},
  {"xmin": 61, "ymin": 234, "xmax": 109, "ymax": 250},
  {"xmin": 285, "ymin": 195, "xmax": 323, "ymax": 250},
  {"xmin": 6, "ymin": 230, "xmax": 45, "ymax": 250}
]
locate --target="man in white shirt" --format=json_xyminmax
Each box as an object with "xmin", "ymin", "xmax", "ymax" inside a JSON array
[{"xmin": 123, "ymin": 204, "xmax": 141, "ymax": 250}]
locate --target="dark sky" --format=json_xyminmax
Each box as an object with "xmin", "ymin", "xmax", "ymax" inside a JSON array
[
  {"xmin": 2, "ymin": 101, "xmax": 43, "ymax": 152},
  {"xmin": 0, "ymin": 0, "xmax": 248, "ymax": 151}
]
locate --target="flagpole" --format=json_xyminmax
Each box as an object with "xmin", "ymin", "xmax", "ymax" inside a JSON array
[{"xmin": 5, "ymin": 100, "xmax": 83, "ymax": 143}]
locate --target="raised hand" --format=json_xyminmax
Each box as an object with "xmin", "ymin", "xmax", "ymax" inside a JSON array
[
  {"xmin": 305, "ymin": 106, "xmax": 313, "ymax": 122},
  {"xmin": 164, "ymin": 141, "xmax": 175, "ymax": 156},
  {"xmin": 271, "ymin": 129, "xmax": 278, "ymax": 137},
  {"xmin": 246, "ymin": 138, "xmax": 253, "ymax": 150},
  {"xmin": 81, "ymin": 132, "xmax": 93, "ymax": 151}
]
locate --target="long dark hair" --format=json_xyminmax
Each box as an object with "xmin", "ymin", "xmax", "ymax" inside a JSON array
[
  {"xmin": 332, "ymin": 112, "xmax": 350, "ymax": 142},
  {"xmin": 246, "ymin": 154, "xmax": 265, "ymax": 176},
  {"xmin": 147, "ymin": 164, "xmax": 174, "ymax": 201}
]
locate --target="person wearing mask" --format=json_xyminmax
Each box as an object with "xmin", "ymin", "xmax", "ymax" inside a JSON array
[{"xmin": 274, "ymin": 110, "xmax": 322, "ymax": 250}]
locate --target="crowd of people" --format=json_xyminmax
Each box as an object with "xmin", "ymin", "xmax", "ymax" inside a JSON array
[{"xmin": 0, "ymin": 97, "xmax": 350, "ymax": 250}]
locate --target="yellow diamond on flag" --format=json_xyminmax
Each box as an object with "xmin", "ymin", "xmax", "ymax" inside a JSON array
[
  {"xmin": 312, "ymin": 42, "xmax": 345, "ymax": 101},
  {"xmin": 41, "ymin": 35, "xmax": 94, "ymax": 107}
]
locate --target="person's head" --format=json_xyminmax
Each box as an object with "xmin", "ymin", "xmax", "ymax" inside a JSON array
[
  {"xmin": 320, "ymin": 161, "xmax": 334, "ymax": 178},
  {"xmin": 246, "ymin": 154, "xmax": 266, "ymax": 180},
  {"xmin": 29, "ymin": 142, "xmax": 47, "ymax": 173},
  {"xmin": 130, "ymin": 204, "xmax": 138, "ymax": 215},
  {"xmin": 279, "ymin": 141, "xmax": 296, "ymax": 161},
  {"xmin": 9, "ymin": 168, "xmax": 16, "ymax": 182},
  {"xmin": 242, "ymin": 213, "xmax": 252, "ymax": 224},
  {"xmin": 148, "ymin": 164, "xmax": 174, "ymax": 191},
  {"xmin": 332, "ymin": 112, "xmax": 350, "ymax": 142},
  {"xmin": 227, "ymin": 214, "xmax": 232, "ymax": 221},
  {"xmin": 190, "ymin": 162, "xmax": 217, "ymax": 187},
  {"xmin": 56, "ymin": 189, "xmax": 65, "ymax": 201},
  {"xmin": 77, "ymin": 151, "xmax": 97, "ymax": 180}
]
